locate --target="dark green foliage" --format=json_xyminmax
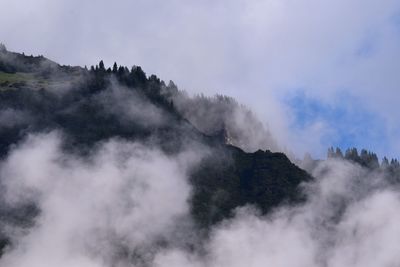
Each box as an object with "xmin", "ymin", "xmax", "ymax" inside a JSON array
[
  {"xmin": 163, "ymin": 91, "xmax": 279, "ymax": 152},
  {"xmin": 328, "ymin": 147, "xmax": 344, "ymax": 159},
  {"xmin": 382, "ymin": 157, "xmax": 389, "ymax": 168},
  {"xmin": 191, "ymin": 146, "xmax": 312, "ymax": 228},
  {"xmin": 99, "ymin": 60, "xmax": 105, "ymax": 71},
  {"xmin": 320, "ymin": 147, "xmax": 400, "ymax": 185},
  {"xmin": 329, "ymin": 147, "xmax": 379, "ymax": 170},
  {"xmin": 0, "ymin": 48, "xmax": 59, "ymax": 74},
  {"xmin": 0, "ymin": 53, "xmax": 190, "ymax": 156},
  {"xmin": 345, "ymin": 147, "xmax": 360, "ymax": 163},
  {"xmin": 335, "ymin": 147, "xmax": 343, "ymax": 158},
  {"xmin": 0, "ymin": 202, "xmax": 39, "ymax": 255},
  {"xmin": 0, "ymin": 48, "xmax": 313, "ymax": 245},
  {"xmin": 0, "ymin": 238, "xmax": 9, "ymax": 257},
  {"xmin": 385, "ymin": 159, "xmax": 400, "ymax": 183},
  {"xmin": 359, "ymin": 149, "xmax": 379, "ymax": 169}
]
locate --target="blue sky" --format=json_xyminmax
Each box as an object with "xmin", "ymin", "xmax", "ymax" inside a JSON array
[
  {"xmin": 1, "ymin": 0, "xmax": 400, "ymax": 159},
  {"xmin": 285, "ymin": 90, "xmax": 390, "ymax": 159}
]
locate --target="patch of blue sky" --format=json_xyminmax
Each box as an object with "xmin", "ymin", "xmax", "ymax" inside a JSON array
[
  {"xmin": 390, "ymin": 10, "xmax": 400, "ymax": 32},
  {"xmin": 285, "ymin": 90, "xmax": 390, "ymax": 159},
  {"xmin": 355, "ymin": 33, "xmax": 379, "ymax": 58}
]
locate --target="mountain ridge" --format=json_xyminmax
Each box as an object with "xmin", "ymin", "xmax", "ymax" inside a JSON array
[{"xmin": 0, "ymin": 46, "xmax": 313, "ymax": 255}]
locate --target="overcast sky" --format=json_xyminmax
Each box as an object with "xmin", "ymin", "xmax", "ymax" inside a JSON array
[{"xmin": 1, "ymin": 0, "xmax": 400, "ymax": 158}]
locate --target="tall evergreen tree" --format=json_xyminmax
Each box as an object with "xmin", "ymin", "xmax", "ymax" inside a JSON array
[
  {"xmin": 382, "ymin": 157, "xmax": 389, "ymax": 168},
  {"xmin": 345, "ymin": 148, "xmax": 360, "ymax": 163},
  {"xmin": 327, "ymin": 147, "xmax": 335, "ymax": 158},
  {"xmin": 99, "ymin": 60, "xmax": 105, "ymax": 71},
  {"xmin": 335, "ymin": 147, "xmax": 343, "ymax": 158},
  {"xmin": 0, "ymin": 43, "xmax": 6, "ymax": 52}
]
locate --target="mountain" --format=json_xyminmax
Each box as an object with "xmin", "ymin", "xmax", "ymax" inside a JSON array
[{"xmin": 0, "ymin": 46, "xmax": 312, "ymax": 256}]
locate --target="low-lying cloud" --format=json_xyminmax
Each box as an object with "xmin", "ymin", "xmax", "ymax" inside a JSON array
[
  {"xmin": 154, "ymin": 158, "xmax": 400, "ymax": 267},
  {"xmin": 1, "ymin": 131, "xmax": 400, "ymax": 266},
  {"xmin": 0, "ymin": 132, "xmax": 203, "ymax": 267}
]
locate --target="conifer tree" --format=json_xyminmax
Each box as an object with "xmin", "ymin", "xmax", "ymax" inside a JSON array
[
  {"xmin": 335, "ymin": 147, "xmax": 343, "ymax": 158},
  {"xmin": 99, "ymin": 60, "xmax": 105, "ymax": 71}
]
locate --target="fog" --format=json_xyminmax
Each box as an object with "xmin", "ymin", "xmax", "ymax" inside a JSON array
[
  {"xmin": 167, "ymin": 92, "xmax": 279, "ymax": 152},
  {"xmin": 152, "ymin": 158, "xmax": 400, "ymax": 267},
  {"xmin": 0, "ymin": 128, "xmax": 399, "ymax": 266},
  {"xmin": 2, "ymin": 0, "xmax": 400, "ymax": 156},
  {"xmin": 1, "ymin": 1, "xmax": 400, "ymax": 265},
  {"xmin": 0, "ymin": 132, "xmax": 203, "ymax": 267}
]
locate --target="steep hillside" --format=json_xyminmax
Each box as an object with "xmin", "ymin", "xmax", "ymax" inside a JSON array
[{"xmin": 0, "ymin": 46, "xmax": 312, "ymax": 255}]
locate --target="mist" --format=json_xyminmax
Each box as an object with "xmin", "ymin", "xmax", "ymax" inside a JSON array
[
  {"xmin": 0, "ymin": 69, "xmax": 396, "ymax": 265},
  {"xmin": 0, "ymin": 132, "xmax": 204, "ymax": 267},
  {"xmin": 165, "ymin": 91, "xmax": 279, "ymax": 152},
  {"xmin": 158, "ymin": 159, "xmax": 400, "ymax": 267},
  {"xmin": 1, "ymin": 129, "xmax": 399, "ymax": 266},
  {"xmin": 1, "ymin": 1, "xmax": 400, "ymax": 264}
]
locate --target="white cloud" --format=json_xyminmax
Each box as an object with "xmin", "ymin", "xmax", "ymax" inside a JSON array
[
  {"xmin": 1, "ymin": 132, "xmax": 400, "ymax": 267},
  {"xmin": 0, "ymin": 132, "xmax": 203, "ymax": 267},
  {"xmin": 154, "ymin": 158, "xmax": 400, "ymax": 267},
  {"xmin": 1, "ymin": 0, "xmax": 399, "ymax": 154}
]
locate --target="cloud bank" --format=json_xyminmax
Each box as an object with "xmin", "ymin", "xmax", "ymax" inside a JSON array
[
  {"xmin": 1, "ymin": 0, "xmax": 400, "ymax": 156},
  {"xmin": 0, "ymin": 133, "xmax": 202, "ymax": 267},
  {"xmin": 1, "ymin": 2, "xmax": 400, "ymax": 266},
  {"xmin": 1, "ymin": 132, "xmax": 400, "ymax": 266}
]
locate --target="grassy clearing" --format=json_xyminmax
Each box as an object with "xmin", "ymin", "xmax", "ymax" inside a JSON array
[
  {"xmin": 0, "ymin": 71, "xmax": 71, "ymax": 91},
  {"xmin": 0, "ymin": 72, "xmax": 28, "ymax": 90},
  {"xmin": 0, "ymin": 72, "xmax": 36, "ymax": 83}
]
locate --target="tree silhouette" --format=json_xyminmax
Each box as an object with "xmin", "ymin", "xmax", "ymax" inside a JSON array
[{"xmin": 99, "ymin": 60, "xmax": 105, "ymax": 71}]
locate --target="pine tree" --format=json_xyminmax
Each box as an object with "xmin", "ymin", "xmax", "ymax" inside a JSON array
[
  {"xmin": 335, "ymin": 147, "xmax": 343, "ymax": 158},
  {"xmin": 327, "ymin": 147, "xmax": 335, "ymax": 158},
  {"xmin": 99, "ymin": 60, "xmax": 105, "ymax": 71},
  {"xmin": 382, "ymin": 157, "xmax": 389, "ymax": 168},
  {"xmin": 345, "ymin": 148, "xmax": 360, "ymax": 163},
  {"xmin": 0, "ymin": 43, "xmax": 6, "ymax": 52},
  {"xmin": 112, "ymin": 62, "xmax": 118, "ymax": 73}
]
